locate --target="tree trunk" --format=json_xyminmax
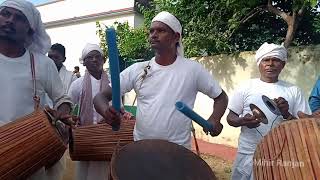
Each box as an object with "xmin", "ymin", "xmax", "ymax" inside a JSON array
[{"xmin": 283, "ymin": 15, "xmax": 299, "ymax": 48}]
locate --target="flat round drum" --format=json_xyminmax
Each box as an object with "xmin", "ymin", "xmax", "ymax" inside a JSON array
[{"xmin": 110, "ymin": 139, "xmax": 216, "ymax": 180}]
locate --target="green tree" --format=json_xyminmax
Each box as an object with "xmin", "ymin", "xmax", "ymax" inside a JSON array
[
  {"xmin": 96, "ymin": 21, "xmax": 153, "ymax": 62},
  {"xmin": 138, "ymin": 0, "xmax": 320, "ymax": 56}
]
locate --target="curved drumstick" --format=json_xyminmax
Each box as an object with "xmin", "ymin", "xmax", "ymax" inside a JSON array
[
  {"xmin": 175, "ymin": 101, "xmax": 214, "ymax": 131},
  {"xmin": 106, "ymin": 28, "xmax": 121, "ymax": 131}
]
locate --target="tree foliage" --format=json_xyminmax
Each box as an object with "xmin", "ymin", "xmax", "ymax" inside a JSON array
[
  {"xmin": 138, "ymin": 0, "xmax": 320, "ymax": 57},
  {"xmin": 96, "ymin": 0, "xmax": 320, "ymax": 60},
  {"xmin": 96, "ymin": 21, "xmax": 153, "ymax": 61}
]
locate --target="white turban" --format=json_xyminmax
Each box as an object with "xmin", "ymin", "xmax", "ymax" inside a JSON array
[
  {"xmin": 255, "ymin": 42, "xmax": 287, "ymax": 65},
  {"xmin": 0, "ymin": 0, "xmax": 51, "ymax": 54},
  {"xmin": 152, "ymin": 11, "xmax": 184, "ymax": 57},
  {"xmin": 79, "ymin": 43, "xmax": 103, "ymax": 64}
]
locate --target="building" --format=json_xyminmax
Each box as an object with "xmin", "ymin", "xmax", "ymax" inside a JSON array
[{"xmin": 37, "ymin": 0, "xmax": 144, "ymax": 74}]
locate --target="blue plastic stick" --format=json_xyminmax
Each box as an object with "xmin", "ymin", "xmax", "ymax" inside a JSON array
[
  {"xmin": 175, "ymin": 101, "xmax": 214, "ymax": 131},
  {"xmin": 106, "ymin": 28, "xmax": 121, "ymax": 131}
]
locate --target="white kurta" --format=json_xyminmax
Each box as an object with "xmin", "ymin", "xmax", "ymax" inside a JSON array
[
  {"xmin": 59, "ymin": 65, "xmax": 78, "ymax": 94},
  {"xmin": 120, "ymin": 56, "xmax": 222, "ymax": 149},
  {"xmin": 0, "ymin": 50, "xmax": 72, "ymax": 180},
  {"xmin": 68, "ymin": 75, "xmax": 110, "ymax": 180}
]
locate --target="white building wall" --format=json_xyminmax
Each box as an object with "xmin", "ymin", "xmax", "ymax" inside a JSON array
[
  {"xmin": 37, "ymin": 0, "xmax": 135, "ymax": 23},
  {"xmin": 36, "ymin": 0, "xmax": 139, "ymax": 74}
]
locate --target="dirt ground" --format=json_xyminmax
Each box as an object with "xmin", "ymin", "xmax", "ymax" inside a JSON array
[
  {"xmin": 63, "ymin": 153, "xmax": 232, "ymax": 180},
  {"xmin": 201, "ymin": 154, "xmax": 232, "ymax": 180}
]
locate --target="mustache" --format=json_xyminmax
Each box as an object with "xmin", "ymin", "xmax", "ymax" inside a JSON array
[{"xmin": 0, "ymin": 24, "xmax": 16, "ymax": 33}]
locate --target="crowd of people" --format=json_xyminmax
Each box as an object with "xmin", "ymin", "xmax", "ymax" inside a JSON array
[{"xmin": 0, "ymin": 0, "xmax": 319, "ymax": 180}]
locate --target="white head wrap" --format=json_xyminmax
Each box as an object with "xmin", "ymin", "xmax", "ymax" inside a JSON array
[
  {"xmin": 152, "ymin": 11, "xmax": 184, "ymax": 57},
  {"xmin": 255, "ymin": 42, "xmax": 287, "ymax": 65},
  {"xmin": 79, "ymin": 43, "xmax": 104, "ymax": 64},
  {"xmin": 0, "ymin": 0, "xmax": 51, "ymax": 54}
]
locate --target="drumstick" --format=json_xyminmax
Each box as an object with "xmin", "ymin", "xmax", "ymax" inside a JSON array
[
  {"xmin": 106, "ymin": 28, "xmax": 121, "ymax": 131},
  {"xmin": 175, "ymin": 101, "xmax": 214, "ymax": 131}
]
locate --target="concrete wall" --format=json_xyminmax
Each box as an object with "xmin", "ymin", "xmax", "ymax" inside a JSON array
[{"xmin": 124, "ymin": 45, "xmax": 320, "ymax": 147}]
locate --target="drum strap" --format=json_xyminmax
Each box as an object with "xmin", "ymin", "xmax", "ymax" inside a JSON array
[
  {"xmin": 29, "ymin": 52, "xmax": 40, "ymax": 110},
  {"xmin": 131, "ymin": 61, "xmax": 151, "ymax": 106},
  {"xmin": 191, "ymin": 123, "xmax": 200, "ymax": 156}
]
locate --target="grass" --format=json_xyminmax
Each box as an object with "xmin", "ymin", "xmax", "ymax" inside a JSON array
[{"xmin": 201, "ymin": 154, "xmax": 233, "ymax": 180}]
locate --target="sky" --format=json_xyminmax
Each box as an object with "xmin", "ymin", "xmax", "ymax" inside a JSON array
[{"xmin": 0, "ymin": 0, "xmax": 54, "ymax": 6}]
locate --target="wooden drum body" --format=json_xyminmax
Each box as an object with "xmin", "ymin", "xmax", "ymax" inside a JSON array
[
  {"xmin": 69, "ymin": 120, "xmax": 135, "ymax": 161},
  {"xmin": 0, "ymin": 110, "xmax": 67, "ymax": 180},
  {"xmin": 253, "ymin": 118, "xmax": 320, "ymax": 180},
  {"xmin": 110, "ymin": 139, "xmax": 216, "ymax": 180}
]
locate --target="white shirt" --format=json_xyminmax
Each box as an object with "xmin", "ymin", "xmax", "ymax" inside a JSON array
[
  {"xmin": 59, "ymin": 65, "xmax": 77, "ymax": 94},
  {"xmin": 0, "ymin": 49, "xmax": 71, "ymax": 180},
  {"xmin": 68, "ymin": 75, "xmax": 106, "ymax": 124},
  {"xmin": 0, "ymin": 50, "xmax": 72, "ymax": 126},
  {"xmin": 120, "ymin": 56, "xmax": 222, "ymax": 148},
  {"xmin": 228, "ymin": 78, "xmax": 311, "ymax": 154}
]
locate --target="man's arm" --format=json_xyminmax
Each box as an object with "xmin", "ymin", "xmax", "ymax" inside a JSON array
[
  {"xmin": 227, "ymin": 110, "xmax": 261, "ymax": 128},
  {"xmin": 309, "ymin": 78, "xmax": 320, "ymax": 113},
  {"xmin": 93, "ymin": 86, "xmax": 122, "ymax": 126},
  {"xmin": 93, "ymin": 86, "xmax": 113, "ymax": 119},
  {"xmin": 206, "ymin": 90, "xmax": 228, "ymax": 136}
]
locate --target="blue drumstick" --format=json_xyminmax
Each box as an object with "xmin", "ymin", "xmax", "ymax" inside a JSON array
[
  {"xmin": 175, "ymin": 101, "xmax": 214, "ymax": 131},
  {"xmin": 106, "ymin": 28, "xmax": 121, "ymax": 131}
]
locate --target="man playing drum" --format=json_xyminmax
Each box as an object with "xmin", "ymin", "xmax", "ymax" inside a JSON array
[
  {"xmin": 0, "ymin": 0, "xmax": 72, "ymax": 179},
  {"xmin": 226, "ymin": 42, "xmax": 311, "ymax": 180},
  {"xmin": 68, "ymin": 43, "xmax": 111, "ymax": 180},
  {"xmin": 94, "ymin": 11, "xmax": 228, "ymax": 149}
]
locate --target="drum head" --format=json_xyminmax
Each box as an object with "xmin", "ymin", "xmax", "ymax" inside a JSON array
[{"xmin": 110, "ymin": 139, "xmax": 216, "ymax": 180}]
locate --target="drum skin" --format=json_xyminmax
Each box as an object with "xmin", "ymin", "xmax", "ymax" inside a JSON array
[{"xmin": 110, "ymin": 139, "xmax": 217, "ymax": 180}]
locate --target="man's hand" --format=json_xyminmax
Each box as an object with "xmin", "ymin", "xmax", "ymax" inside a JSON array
[
  {"xmin": 239, "ymin": 113, "xmax": 261, "ymax": 128},
  {"xmin": 45, "ymin": 105, "xmax": 76, "ymax": 127},
  {"xmin": 274, "ymin": 97, "xmax": 291, "ymax": 119},
  {"xmin": 204, "ymin": 121, "xmax": 223, "ymax": 137},
  {"xmin": 298, "ymin": 111, "xmax": 320, "ymax": 118},
  {"xmin": 98, "ymin": 106, "xmax": 124, "ymax": 127}
]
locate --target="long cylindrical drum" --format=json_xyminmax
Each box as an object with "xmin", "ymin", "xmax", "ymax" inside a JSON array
[
  {"xmin": 110, "ymin": 139, "xmax": 217, "ymax": 180},
  {"xmin": 0, "ymin": 110, "xmax": 67, "ymax": 180},
  {"xmin": 69, "ymin": 120, "xmax": 135, "ymax": 161},
  {"xmin": 253, "ymin": 118, "xmax": 320, "ymax": 180}
]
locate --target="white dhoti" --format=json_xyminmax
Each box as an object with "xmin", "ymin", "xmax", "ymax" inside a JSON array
[
  {"xmin": 231, "ymin": 153, "xmax": 254, "ymax": 180},
  {"xmin": 75, "ymin": 161, "xmax": 110, "ymax": 180}
]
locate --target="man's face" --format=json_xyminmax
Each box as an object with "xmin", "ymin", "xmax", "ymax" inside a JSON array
[
  {"xmin": 83, "ymin": 50, "xmax": 104, "ymax": 73},
  {"xmin": 48, "ymin": 49, "xmax": 65, "ymax": 68},
  {"xmin": 0, "ymin": 7, "xmax": 31, "ymax": 43},
  {"xmin": 149, "ymin": 21, "xmax": 180, "ymax": 51},
  {"xmin": 259, "ymin": 57, "xmax": 285, "ymax": 80}
]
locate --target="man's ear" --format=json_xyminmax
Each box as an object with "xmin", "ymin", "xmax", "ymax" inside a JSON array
[
  {"xmin": 63, "ymin": 57, "xmax": 66, "ymax": 62},
  {"xmin": 281, "ymin": 61, "xmax": 286, "ymax": 69}
]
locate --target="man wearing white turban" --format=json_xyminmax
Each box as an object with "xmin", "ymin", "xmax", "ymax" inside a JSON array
[
  {"xmin": 0, "ymin": 0, "xmax": 72, "ymax": 179},
  {"xmin": 226, "ymin": 42, "xmax": 310, "ymax": 180},
  {"xmin": 94, "ymin": 11, "xmax": 228, "ymax": 149},
  {"xmin": 68, "ymin": 43, "xmax": 110, "ymax": 180}
]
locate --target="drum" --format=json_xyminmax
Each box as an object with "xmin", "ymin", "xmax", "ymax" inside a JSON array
[
  {"xmin": 253, "ymin": 118, "xmax": 320, "ymax": 180},
  {"xmin": 69, "ymin": 120, "xmax": 135, "ymax": 161},
  {"xmin": 110, "ymin": 139, "xmax": 217, "ymax": 180},
  {"xmin": 0, "ymin": 109, "xmax": 67, "ymax": 180}
]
